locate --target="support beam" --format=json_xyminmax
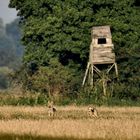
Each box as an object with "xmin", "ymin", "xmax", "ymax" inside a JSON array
[
  {"xmin": 82, "ymin": 62, "xmax": 118, "ymax": 92},
  {"xmin": 90, "ymin": 64, "xmax": 94, "ymax": 86},
  {"xmin": 93, "ymin": 65, "xmax": 101, "ymax": 77},
  {"xmin": 102, "ymin": 78, "xmax": 107, "ymax": 96},
  {"xmin": 82, "ymin": 62, "xmax": 90, "ymax": 86},
  {"xmin": 107, "ymin": 63, "xmax": 115, "ymax": 74},
  {"xmin": 114, "ymin": 62, "xmax": 118, "ymax": 77}
]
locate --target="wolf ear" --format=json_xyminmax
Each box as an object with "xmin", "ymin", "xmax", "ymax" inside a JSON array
[{"xmin": 48, "ymin": 100, "xmax": 54, "ymax": 106}]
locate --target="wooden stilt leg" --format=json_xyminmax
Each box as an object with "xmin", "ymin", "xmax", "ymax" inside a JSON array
[
  {"xmin": 103, "ymin": 79, "xmax": 107, "ymax": 96},
  {"xmin": 114, "ymin": 62, "xmax": 118, "ymax": 77},
  {"xmin": 82, "ymin": 62, "xmax": 90, "ymax": 86},
  {"xmin": 90, "ymin": 64, "xmax": 93, "ymax": 87}
]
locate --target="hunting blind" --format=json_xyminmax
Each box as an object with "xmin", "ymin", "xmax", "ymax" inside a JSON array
[{"xmin": 82, "ymin": 26, "xmax": 118, "ymax": 95}]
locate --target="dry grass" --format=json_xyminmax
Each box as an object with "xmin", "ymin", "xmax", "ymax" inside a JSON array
[{"xmin": 0, "ymin": 106, "xmax": 140, "ymax": 139}]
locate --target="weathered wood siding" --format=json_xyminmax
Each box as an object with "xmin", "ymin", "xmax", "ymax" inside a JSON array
[
  {"xmin": 90, "ymin": 26, "xmax": 116, "ymax": 64},
  {"xmin": 92, "ymin": 46, "xmax": 115, "ymax": 64}
]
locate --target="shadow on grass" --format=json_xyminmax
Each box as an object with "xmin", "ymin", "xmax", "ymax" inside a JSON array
[{"xmin": 0, "ymin": 133, "xmax": 108, "ymax": 140}]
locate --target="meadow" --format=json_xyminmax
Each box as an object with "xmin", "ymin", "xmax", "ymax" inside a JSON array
[{"xmin": 0, "ymin": 106, "xmax": 139, "ymax": 140}]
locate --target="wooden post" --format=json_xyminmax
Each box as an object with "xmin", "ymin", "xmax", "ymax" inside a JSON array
[
  {"xmin": 90, "ymin": 64, "xmax": 94, "ymax": 87},
  {"xmin": 82, "ymin": 62, "xmax": 90, "ymax": 86},
  {"xmin": 114, "ymin": 62, "xmax": 118, "ymax": 77},
  {"xmin": 103, "ymin": 78, "xmax": 107, "ymax": 96}
]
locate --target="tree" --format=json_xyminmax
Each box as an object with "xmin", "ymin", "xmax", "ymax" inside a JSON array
[{"xmin": 9, "ymin": 0, "xmax": 140, "ymax": 100}]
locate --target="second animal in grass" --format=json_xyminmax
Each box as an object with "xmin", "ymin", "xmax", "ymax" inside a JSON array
[
  {"xmin": 48, "ymin": 101, "xmax": 57, "ymax": 117},
  {"xmin": 88, "ymin": 107, "xmax": 98, "ymax": 118}
]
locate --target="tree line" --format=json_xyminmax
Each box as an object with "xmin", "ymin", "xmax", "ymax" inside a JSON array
[{"xmin": 9, "ymin": 0, "xmax": 140, "ymax": 104}]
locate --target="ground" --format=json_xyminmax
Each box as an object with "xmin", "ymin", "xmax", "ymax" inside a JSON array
[{"xmin": 0, "ymin": 106, "xmax": 139, "ymax": 140}]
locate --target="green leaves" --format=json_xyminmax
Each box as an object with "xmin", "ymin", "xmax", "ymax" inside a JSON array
[{"xmin": 9, "ymin": 0, "xmax": 140, "ymax": 100}]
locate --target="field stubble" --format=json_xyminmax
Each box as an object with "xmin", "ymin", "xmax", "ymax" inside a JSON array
[{"xmin": 0, "ymin": 106, "xmax": 139, "ymax": 140}]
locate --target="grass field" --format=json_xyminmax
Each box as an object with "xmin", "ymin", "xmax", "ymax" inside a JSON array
[{"xmin": 0, "ymin": 106, "xmax": 139, "ymax": 140}]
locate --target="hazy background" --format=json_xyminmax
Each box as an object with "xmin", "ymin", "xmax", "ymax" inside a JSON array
[
  {"xmin": 0, "ymin": 0, "xmax": 17, "ymax": 24},
  {"xmin": 0, "ymin": 0, "xmax": 23, "ymax": 89}
]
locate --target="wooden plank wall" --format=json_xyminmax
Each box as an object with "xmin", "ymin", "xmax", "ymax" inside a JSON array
[{"xmin": 92, "ymin": 47, "xmax": 115, "ymax": 64}]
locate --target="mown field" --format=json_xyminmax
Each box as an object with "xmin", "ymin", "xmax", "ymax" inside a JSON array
[{"xmin": 0, "ymin": 106, "xmax": 139, "ymax": 140}]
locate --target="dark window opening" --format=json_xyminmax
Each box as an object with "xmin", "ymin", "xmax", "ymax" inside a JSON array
[
  {"xmin": 134, "ymin": 0, "xmax": 140, "ymax": 6},
  {"xmin": 98, "ymin": 38, "xmax": 106, "ymax": 44}
]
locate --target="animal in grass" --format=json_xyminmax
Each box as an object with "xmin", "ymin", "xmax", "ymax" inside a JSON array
[
  {"xmin": 88, "ymin": 107, "xmax": 98, "ymax": 118},
  {"xmin": 47, "ymin": 101, "xmax": 57, "ymax": 117}
]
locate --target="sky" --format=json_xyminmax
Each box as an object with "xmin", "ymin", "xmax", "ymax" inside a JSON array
[{"xmin": 0, "ymin": 0, "xmax": 17, "ymax": 24}]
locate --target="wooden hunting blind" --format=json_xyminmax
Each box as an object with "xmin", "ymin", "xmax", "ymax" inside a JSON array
[
  {"xmin": 90, "ymin": 26, "xmax": 115, "ymax": 64},
  {"xmin": 82, "ymin": 26, "xmax": 118, "ymax": 95}
]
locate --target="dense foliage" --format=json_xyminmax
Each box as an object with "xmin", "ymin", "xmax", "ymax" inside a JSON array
[{"xmin": 9, "ymin": 0, "xmax": 140, "ymax": 103}]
